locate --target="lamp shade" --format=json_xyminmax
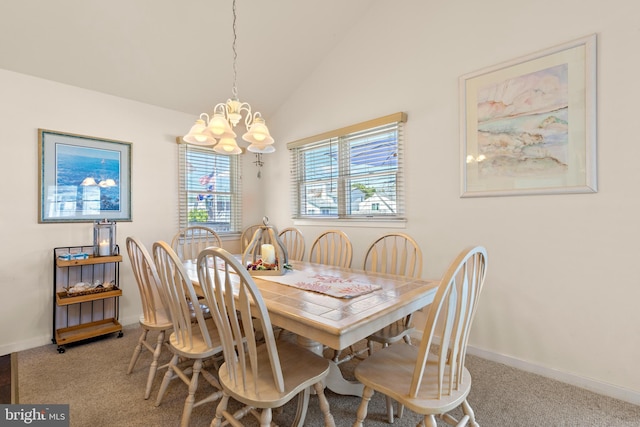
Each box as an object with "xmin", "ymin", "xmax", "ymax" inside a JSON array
[
  {"xmin": 183, "ymin": 119, "xmax": 216, "ymax": 145},
  {"xmin": 213, "ymin": 137, "xmax": 242, "ymax": 155},
  {"xmin": 242, "ymin": 117, "xmax": 274, "ymax": 145},
  {"xmin": 207, "ymin": 113, "xmax": 237, "ymax": 139},
  {"xmin": 247, "ymin": 143, "xmax": 276, "ymax": 154}
]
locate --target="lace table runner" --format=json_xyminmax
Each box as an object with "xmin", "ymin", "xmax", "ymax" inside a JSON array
[{"xmin": 258, "ymin": 269, "xmax": 381, "ymax": 299}]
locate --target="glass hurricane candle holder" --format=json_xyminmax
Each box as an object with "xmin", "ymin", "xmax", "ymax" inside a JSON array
[{"xmin": 93, "ymin": 219, "xmax": 117, "ymax": 257}]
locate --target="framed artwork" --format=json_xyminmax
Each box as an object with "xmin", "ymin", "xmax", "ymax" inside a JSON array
[
  {"xmin": 459, "ymin": 34, "xmax": 597, "ymax": 197},
  {"xmin": 38, "ymin": 129, "xmax": 132, "ymax": 223}
]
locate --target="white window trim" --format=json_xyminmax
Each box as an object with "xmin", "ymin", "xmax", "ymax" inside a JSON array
[
  {"xmin": 177, "ymin": 138, "xmax": 243, "ymax": 234},
  {"xmin": 293, "ymin": 218, "xmax": 407, "ymax": 229},
  {"xmin": 287, "ymin": 112, "xmax": 407, "ymax": 223}
]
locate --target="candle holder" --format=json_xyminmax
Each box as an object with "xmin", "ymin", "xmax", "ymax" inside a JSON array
[
  {"xmin": 242, "ymin": 217, "xmax": 289, "ymax": 275},
  {"xmin": 93, "ymin": 219, "xmax": 117, "ymax": 257}
]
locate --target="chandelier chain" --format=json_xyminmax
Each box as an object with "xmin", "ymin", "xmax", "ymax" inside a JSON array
[{"xmin": 231, "ymin": 0, "xmax": 238, "ymax": 100}]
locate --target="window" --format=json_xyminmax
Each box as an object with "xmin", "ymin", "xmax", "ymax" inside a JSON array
[
  {"xmin": 288, "ymin": 113, "xmax": 406, "ymax": 220},
  {"xmin": 178, "ymin": 142, "xmax": 242, "ymax": 233}
]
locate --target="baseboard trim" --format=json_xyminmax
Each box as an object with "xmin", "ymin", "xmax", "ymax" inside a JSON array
[{"xmin": 466, "ymin": 345, "xmax": 640, "ymax": 406}]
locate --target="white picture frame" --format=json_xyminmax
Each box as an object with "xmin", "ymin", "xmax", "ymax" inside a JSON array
[{"xmin": 460, "ymin": 34, "xmax": 597, "ymax": 197}]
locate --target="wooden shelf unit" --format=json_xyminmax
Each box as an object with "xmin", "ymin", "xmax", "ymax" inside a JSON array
[{"xmin": 52, "ymin": 245, "xmax": 124, "ymax": 353}]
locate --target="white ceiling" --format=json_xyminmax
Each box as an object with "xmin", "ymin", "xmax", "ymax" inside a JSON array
[{"xmin": 0, "ymin": 0, "xmax": 375, "ymax": 117}]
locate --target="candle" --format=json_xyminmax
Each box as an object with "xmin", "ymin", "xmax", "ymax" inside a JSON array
[
  {"xmin": 99, "ymin": 240, "xmax": 110, "ymax": 256},
  {"xmin": 261, "ymin": 244, "xmax": 276, "ymax": 264}
]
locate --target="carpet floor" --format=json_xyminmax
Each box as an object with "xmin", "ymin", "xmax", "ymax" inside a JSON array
[{"xmin": 16, "ymin": 324, "xmax": 640, "ymax": 426}]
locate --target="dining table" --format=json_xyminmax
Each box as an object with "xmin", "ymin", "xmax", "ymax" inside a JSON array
[{"xmin": 184, "ymin": 258, "xmax": 439, "ymax": 397}]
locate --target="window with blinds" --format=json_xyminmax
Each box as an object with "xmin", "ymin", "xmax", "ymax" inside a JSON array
[
  {"xmin": 288, "ymin": 112, "xmax": 406, "ymax": 220},
  {"xmin": 178, "ymin": 142, "xmax": 242, "ymax": 233}
]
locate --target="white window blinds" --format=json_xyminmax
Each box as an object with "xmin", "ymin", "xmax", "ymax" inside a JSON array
[
  {"xmin": 288, "ymin": 112, "xmax": 406, "ymax": 220},
  {"xmin": 178, "ymin": 142, "xmax": 242, "ymax": 233}
]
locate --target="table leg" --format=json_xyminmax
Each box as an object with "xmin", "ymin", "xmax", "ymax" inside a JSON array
[
  {"xmin": 296, "ymin": 336, "xmax": 364, "ymax": 397},
  {"xmin": 326, "ymin": 362, "xmax": 364, "ymax": 397}
]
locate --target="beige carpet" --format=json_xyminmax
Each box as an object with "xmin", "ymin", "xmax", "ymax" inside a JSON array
[{"xmin": 18, "ymin": 324, "xmax": 640, "ymax": 426}]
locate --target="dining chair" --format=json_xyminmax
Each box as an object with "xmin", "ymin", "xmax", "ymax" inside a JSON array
[
  {"xmin": 309, "ymin": 230, "xmax": 352, "ymax": 268},
  {"xmin": 364, "ymin": 232, "xmax": 423, "ymax": 351},
  {"xmin": 362, "ymin": 232, "xmax": 424, "ymax": 422},
  {"xmin": 152, "ymin": 240, "xmax": 225, "ymax": 427},
  {"xmin": 171, "ymin": 225, "xmax": 222, "ymax": 261},
  {"xmin": 278, "ymin": 226, "xmax": 305, "ymax": 261},
  {"xmin": 196, "ymin": 247, "xmax": 336, "ymax": 427},
  {"xmin": 125, "ymin": 236, "xmax": 173, "ymax": 400},
  {"xmin": 352, "ymin": 246, "xmax": 488, "ymax": 427}
]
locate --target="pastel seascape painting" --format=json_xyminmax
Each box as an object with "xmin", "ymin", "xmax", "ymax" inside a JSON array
[{"xmin": 476, "ymin": 63, "xmax": 569, "ymax": 178}]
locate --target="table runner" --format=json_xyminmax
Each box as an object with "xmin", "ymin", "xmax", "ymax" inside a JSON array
[{"xmin": 258, "ymin": 269, "xmax": 381, "ymax": 299}]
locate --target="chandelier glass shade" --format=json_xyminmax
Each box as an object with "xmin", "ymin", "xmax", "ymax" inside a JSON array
[{"xmin": 183, "ymin": 0, "xmax": 275, "ymax": 156}]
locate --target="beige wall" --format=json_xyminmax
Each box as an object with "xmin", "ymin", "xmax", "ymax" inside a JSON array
[{"xmin": 262, "ymin": 0, "xmax": 640, "ymax": 404}]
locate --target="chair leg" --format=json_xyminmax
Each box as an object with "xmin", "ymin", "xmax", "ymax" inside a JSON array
[
  {"xmin": 211, "ymin": 394, "xmax": 229, "ymax": 427},
  {"xmin": 127, "ymin": 328, "xmax": 148, "ymax": 374},
  {"xmin": 352, "ymin": 386, "xmax": 374, "ymax": 427},
  {"xmin": 259, "ymin": 407, "xmax": 272, "ymax": 427},
  {"xmin": 313, "ymin": 382, "xmax": 336, "ymax": 427},
  {"xmin": 367, "ymin": 340, "xmax": 375, "ymax": 356},
  {"xmin": 144, "ymin": 330, "xmax": 165, "ymax": 399},
  {"xmin": 385, "ymin": 395, "xmax": 395, "ymax": 423},
  {"xmin": 291, "ymin": 388, "xmax": 310, "ymax": 427},
  {"xmin": 155, "ymin": 354, "xmax": 179, "ymax": 407},
  {"xmin": 397, "ymin": 402, "xmax": 405, "ymax": 419},
  {"xmin": 424, "ymin": 414, "xmax": 438, "ymax": 427},
  {"xmin": 462, "ymin": 399, "xmax": 478, "ymax": 427},
  {"xmin": 180, "ymin": 359, "xmax": 202, "ymax": 427}
]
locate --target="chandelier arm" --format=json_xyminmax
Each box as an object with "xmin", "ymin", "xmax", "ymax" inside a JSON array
[
  {"xmin": 213, "ymin": 103, "xmax": 229, "ymax": 117},
  {"xmin": 244, "ymin": 111, "xmax": 263, "ymax": 129}
]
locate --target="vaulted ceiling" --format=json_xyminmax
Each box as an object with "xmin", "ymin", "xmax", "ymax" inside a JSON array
[{"xmin": 0, "ymin": 0, "xmax": 375, "ymax": 117}]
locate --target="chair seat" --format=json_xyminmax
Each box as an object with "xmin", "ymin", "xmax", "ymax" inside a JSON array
[
  {"xmin": 218, "ymin": 340, "xmax": 330, "ymax": 409},
  {"xmin": 355, "ymin": 343, "xmax": 472, "ymax": 415},
  {"xmin": 139, "ymin": 311, "xmax": 172, "ymax": 331}
]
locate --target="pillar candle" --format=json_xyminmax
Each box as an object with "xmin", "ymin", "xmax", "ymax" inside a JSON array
[
  {"xmin": 261, "ymin": 244, "xmax": 276, "ymax": 264},
  {"xmin": 99, "ymin": 240, "xmax": 110, "ymax": 256}
]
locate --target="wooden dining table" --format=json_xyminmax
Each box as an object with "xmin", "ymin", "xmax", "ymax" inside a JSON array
[{"xmin": 184, "ymin": 258, "xmax": 439, "ymax": 397}]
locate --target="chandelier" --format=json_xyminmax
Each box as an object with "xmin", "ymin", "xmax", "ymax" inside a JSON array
[{"xmin": 183, "ymin": 0, "xmax": 275, "ymax": 156}]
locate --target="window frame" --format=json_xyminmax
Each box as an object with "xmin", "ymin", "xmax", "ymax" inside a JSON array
[
  {"xmin": 177, "ymin": 140, "xmax": 242, "ymax": 234},
  {"xmin": 287, "ymin": 113, "xmax": 407, "ymax": 224}
]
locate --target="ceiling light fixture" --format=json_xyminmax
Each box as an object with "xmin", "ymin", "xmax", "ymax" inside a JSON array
[{"xmin": 183, "ymin": 0, "xmax": 275, "ymax": 157}]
